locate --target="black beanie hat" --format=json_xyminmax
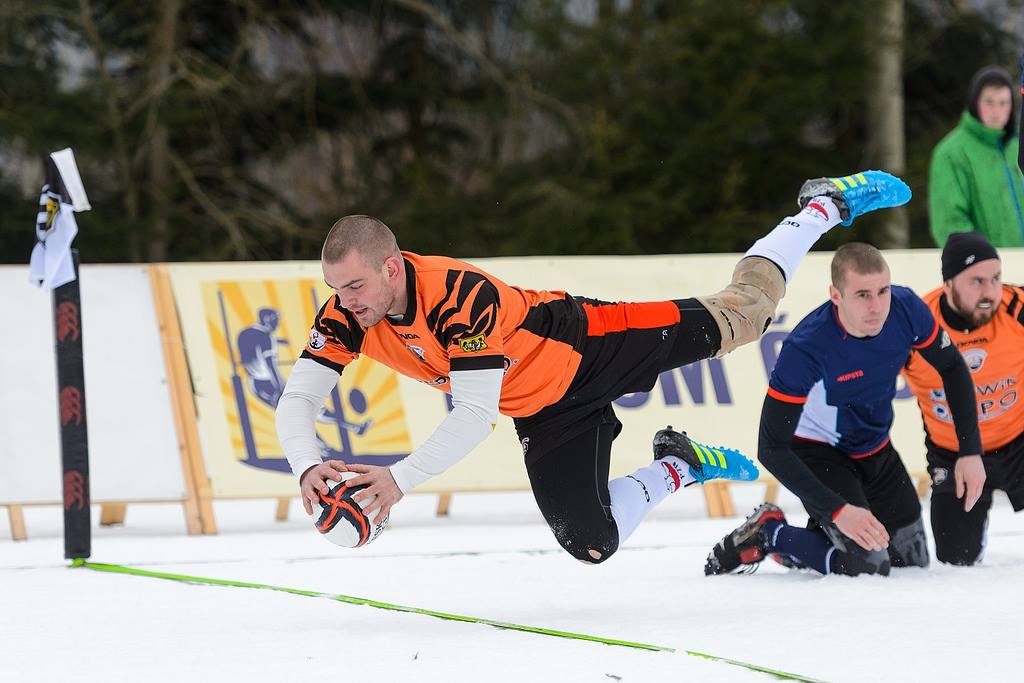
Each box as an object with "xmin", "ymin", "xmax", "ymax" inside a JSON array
[{"xmin": 942, "ymin": 231, "xmax": 1000, "ymax": 281}]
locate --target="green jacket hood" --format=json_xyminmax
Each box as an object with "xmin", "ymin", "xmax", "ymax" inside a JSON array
[{"xmin": 959, "ymin": 110, "xmax": 1006, "ymax": 147}]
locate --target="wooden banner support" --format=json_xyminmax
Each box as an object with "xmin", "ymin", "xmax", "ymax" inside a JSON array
[
  {"xmin": 149, "ymin": 264, "xmax": 217, "ymax": 534},
  {"xmin": 7, "ymin": 505, "xmax": 26, "ymax": 541},
  {"xmin": 99, "ymin": 503, "xmax": 126, "ymax": 526},
  {"xmin": 703, "ymin": 478, "xmax": 781, "ymax": 518}
]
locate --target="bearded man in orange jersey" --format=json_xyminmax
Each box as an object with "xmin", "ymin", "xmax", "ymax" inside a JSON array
[
  {"xmin": 277, "ymin": 172, "xmax": 911, "ymax": 564},
  {"xmin": 904, "ymin": 231, "xmax": 1024, "ymax": 565}
]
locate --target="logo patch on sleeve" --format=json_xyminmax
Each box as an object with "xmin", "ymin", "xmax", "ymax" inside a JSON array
[
  {"xmin": 458, "ymin": 334, "xmax": 488, "ymax": 353},
  {"xmin": 308, "ymin": 328, "xmax": 326, "ymax": 351}
]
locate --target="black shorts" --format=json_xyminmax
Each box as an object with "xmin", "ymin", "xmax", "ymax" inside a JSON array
[
  {"xmin": 514, "ymin": 297, "xmax": 719, "ymax": 465},
  {"xmin": 926, "ymin": 430, "xmax": 1024, "ymax": 565},
  {"xmin": 515, "ymin": 297, "xmax": 721, "ymax": 561},
  {"xmin": 791, "ymin": 439, "xmax": 922, "ymax": 532}
]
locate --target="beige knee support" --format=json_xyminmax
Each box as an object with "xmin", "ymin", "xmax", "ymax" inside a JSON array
[{"xmin": 695, "ymin": 256, "xmax": 786, "ymax": 357}]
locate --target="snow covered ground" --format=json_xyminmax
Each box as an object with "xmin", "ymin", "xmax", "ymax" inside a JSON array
[{"xmin": 4, "ymin": 483, "xmax": 1023, "ymax": 682}]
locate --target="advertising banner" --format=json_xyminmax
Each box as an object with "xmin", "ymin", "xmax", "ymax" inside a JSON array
[
  {"xmin": 0, "ymin": 265, "xmax": 186, "ymax": 505},
  {"xmin": 168, "ymin": 249, "xmax": 1024, "ymax": 500}
]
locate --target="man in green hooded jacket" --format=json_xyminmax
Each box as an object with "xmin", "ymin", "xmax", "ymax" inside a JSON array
[{"xmin": 929, "ymin": 65, "xmax": 1024, "ymax": 247}]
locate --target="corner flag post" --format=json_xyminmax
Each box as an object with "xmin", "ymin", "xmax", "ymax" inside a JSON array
[
  {"xmin": 31, "ymin": 148, "xmax": 92, "ymax": 559},
  {"xmin": 54, "ymin": 249, "xmax": 90, "ymax": 559}
]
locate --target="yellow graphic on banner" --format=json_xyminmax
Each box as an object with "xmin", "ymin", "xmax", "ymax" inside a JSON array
[{"xmin": 201, "ymin": 279, "xmax": 412, "ymax": 473}]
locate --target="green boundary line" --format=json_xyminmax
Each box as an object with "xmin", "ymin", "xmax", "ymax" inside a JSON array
[
  {"xmin": 72, "ymin": 559, "xmax": 669, "ymax": 652},
  {"xmin": 685, "ymin": 651, "xmax": 828, "ymax": 682},
  {"xmin": 70, "ymin": 559, "xmax": 826, "ymax": 681}
]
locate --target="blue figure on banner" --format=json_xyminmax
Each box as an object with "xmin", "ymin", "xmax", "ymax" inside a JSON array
[
  {"xmin": 237, "ymin": 308, "xmax": 288, "ymax": 408},
  {"xmin": 217, "ymin": 290, "xmax": 390, "ymax": 473}
]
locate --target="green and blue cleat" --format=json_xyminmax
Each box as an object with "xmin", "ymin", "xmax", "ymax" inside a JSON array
[
  {"xmin": 798, "ymin": 170, "xmax": 911, "ymax": 227},
  {"xmin": 653, "ymin": 425, "xmax": 759, "ymax": 484}
]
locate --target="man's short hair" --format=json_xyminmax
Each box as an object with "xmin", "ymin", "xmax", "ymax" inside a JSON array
[
  {"xmin": 831, "ymin": 242, "xmax": 888, "ymax": 290},
  {"xmin": 322, "ymin": 215, "xmax": 399, "ymax": 265}
]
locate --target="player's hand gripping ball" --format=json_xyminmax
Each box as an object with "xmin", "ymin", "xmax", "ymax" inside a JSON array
[{"xmin": 314, "ymin": 471, "xmax": 387, "ymax": 547}]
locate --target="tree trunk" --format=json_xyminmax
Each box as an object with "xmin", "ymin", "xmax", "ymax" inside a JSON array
[
  {"xmin": 479, "ymin": 1, "xmax": 501, "ymax": 165},
  {"xmin": 628, "ymin": 0, "xmax": 645, "ymax": 74},
  {"xmin": 867, "ymin": 0, "xmax": 908, "ymax": 248},
  {"xmin": 78, "ymin": 0, "xmax": 141, "ymax": 261},
  {"xmin": 146, "ymin": 0, "xmax": 182, "ymax": 262}
]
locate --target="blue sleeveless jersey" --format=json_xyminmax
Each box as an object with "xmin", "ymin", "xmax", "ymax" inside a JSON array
[{"xmin": 767, "ymin": 286, "xmax": 938, "ymax": 457}]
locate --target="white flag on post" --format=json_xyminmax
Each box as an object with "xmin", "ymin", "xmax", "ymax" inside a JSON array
[{"xmin": 29, "ymin": 148, "xmax": 91, "ymax": 289}]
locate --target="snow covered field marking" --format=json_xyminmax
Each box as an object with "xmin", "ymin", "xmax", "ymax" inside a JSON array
[
  {"xmin": 72, "ymin": 559, "xmax": 828, "ymax": 681},
  {"xmin": 684, "ymin": 651, "xmax": 827, "ymax": 682},
  {"xmin": 72, "ymin": 559, "xmax": 672, "ymax": 651}
]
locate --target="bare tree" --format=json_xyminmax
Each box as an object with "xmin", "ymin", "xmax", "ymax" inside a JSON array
[
  {"xmin": 867, "ymin": 0, "xmax": 908, "ymax": 248},
  {"xmin": 144, "ymin": 0, "xmax": 182, "ymax": 262}
]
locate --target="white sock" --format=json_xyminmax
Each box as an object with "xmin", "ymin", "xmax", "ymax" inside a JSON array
[
  {"xmin": 609, "ymin": 456, "xmax": 697, "ymax": 544},
  {"xmin": 744, "ymin": 196, "xmax": 841, "ymax": 282}
]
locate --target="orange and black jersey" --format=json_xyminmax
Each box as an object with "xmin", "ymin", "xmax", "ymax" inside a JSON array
[
  {"xmin": 903, "ymin": 284, "xmax": 1024, "ymax": 453},
  {"xmin": 301, "ymin": 252, "xmax": 586, "ymax": 417}
]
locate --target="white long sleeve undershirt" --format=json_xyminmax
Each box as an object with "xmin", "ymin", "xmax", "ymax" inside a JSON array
[
  {"xmin": 389, "ymin": 367, "xmax": 502, "ymax": 493},
  {"xmin": 275, "ymin": 358, "xmax": 503, "ymax": 492},
  {"xmin": 275, "ymin": 358, "xmax": 339, "ymax": 480}
]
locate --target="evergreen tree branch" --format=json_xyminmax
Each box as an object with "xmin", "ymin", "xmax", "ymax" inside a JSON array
[
  {"xmin": 167, "ymin": 149, "xmax": 250, "ymax": 259},
  {"xmin": 390, "ymin": 0, "xmax": 585, "ymax": 152}
]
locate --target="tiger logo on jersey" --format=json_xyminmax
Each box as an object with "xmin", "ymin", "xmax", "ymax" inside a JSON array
[{"xmin": 458, "ymin": 333, "xmax": 488, "ymax": 353}]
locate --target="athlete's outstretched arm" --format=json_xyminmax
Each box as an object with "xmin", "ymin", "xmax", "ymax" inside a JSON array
[
  {"xmin": 347, "ymin": 367, "xmax": 503, "ymax": 521},
  {"xmin": 916, "ymin": 329, "xmax": 982, "ymax": 455},
  {"xmin": 916, "ymin": 328, "xmax": 985, "ymax": 510},
  {"xmin": 276, "ymin": 357, "xmax": 349, "ymax": 514},
  {"xmin": 758, "ymin": 396, "xmax": 845, "ymax": 521}
]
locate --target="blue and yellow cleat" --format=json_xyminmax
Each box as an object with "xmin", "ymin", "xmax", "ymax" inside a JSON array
[
  {"xmin": 653, "ymin": 426, "xmax": 759, "ymax": 483},
  {"xmin": 797, "ymin": 170, "xmax": 912, "ymax": 227}
]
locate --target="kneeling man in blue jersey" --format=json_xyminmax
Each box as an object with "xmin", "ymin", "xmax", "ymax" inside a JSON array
[{"xmin": 706, "ymin": 242, "xmax": 984, "ymax": 576}]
